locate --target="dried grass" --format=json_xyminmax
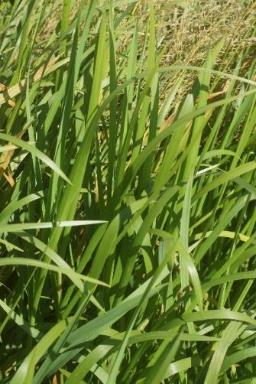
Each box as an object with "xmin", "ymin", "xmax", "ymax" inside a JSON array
[
  {"xmin": 140, "ymin": 0, "xmax": 256, "ymax": 100},
  {"xmin": 36, "ymin": 0, "xmax": 256, "ymax": 97}
]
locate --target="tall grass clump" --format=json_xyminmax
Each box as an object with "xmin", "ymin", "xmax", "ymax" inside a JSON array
[{"xmin": 0, "ymin": 0, "xmax": 256, "ymax": 383}]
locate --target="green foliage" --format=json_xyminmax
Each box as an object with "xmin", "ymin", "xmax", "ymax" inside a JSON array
[{"xmin": 0, "ymin": 0, "xmax": 256, "ymax": 383}]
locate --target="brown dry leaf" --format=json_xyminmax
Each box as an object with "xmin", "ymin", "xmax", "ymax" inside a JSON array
[
  {"xmin": 0, "ymin": 129, "xmax": 27, "ymax": 180},
  {"xmin": 7, "ymin": 99, "xmax": 16, "ymax": 108},
  {"xmin": 0, "ymin": 57, "xmax": 69, "ymax": 107},
  {"xmin": 0, "ymin": 83, "xmax": 6, "ymax": 92},
  {"xmin": 3, "ymin": 170, "xmax": 15, "ymax": 188},
  {"xmin": 51, "ymin": 374, "xmax": 58, "ymax": 384},
  {"xmin": 0, "ymin": 82, "xmax": 16, "ymax": 107},
  {"xmin": 0, "ymin": 148, "xmax": 15, "ymax": 178}
]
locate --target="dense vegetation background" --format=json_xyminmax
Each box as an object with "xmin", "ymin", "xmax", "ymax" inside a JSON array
[{"xmin": 0, "ymin": 0, "xmax": 256, "ymax": 382}]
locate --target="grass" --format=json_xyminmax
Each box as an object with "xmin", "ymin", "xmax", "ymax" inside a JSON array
[{"xmin": 0, "ymin": 0, "xmax": 256, "ymax": 383}]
